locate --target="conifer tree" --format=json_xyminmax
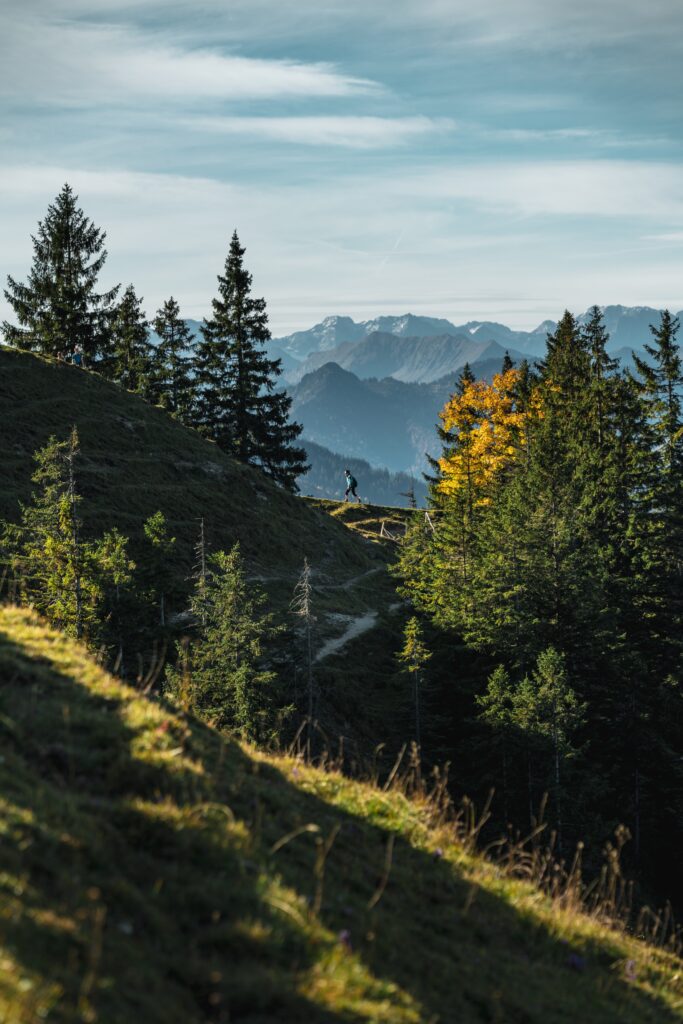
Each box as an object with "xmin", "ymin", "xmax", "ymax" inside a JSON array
[
  {"xmin": 5, "ymin": 429, "xmax": 134, "ymax": 643},
  {"xmin": 476, "ymin": 665, "xmax": 515, "ymax": 821},
  {"xmin": 166, "ymin": 543, "xmax": 279, "ymax": 738},
  {"xmin": 152, "ymin": 297, "xmax": 196, "ymax": 420},
  {"xmin": 103, "ymin": 285, "xmax": 154, "ymax": 396},
  {"xmin": 2, "ymin": 183, "xmax": 119, "ymax": 360},
  {"xmin": 398, "ymin": 616, "xmax": 431, "ymax": 749},
  {"xmin": 634, "ymin": 310, "xmax": 683, "ymax": 470},
  {"xmin": 633, "ymin": 311, "xmax": 683, "ymax": 675},
  {"xmin": 291, "ymin": 558, "xmax": 316, "ymax": 724},
  {"xmin": 516, "ymin": 647, "xmax": 585, "ymax": 850},
  {"xmin": 194, "ymin": 231, "xmax": 308, "ymax": 490},
  {"xmin": 501, "ymin": 350, "xmax": 515, "ymax": 373},
  {"xmin": 141, "ymin": 511, "xmax": 177, "ymax": 629},
  {"xmin": 582, "ymin": 305, "xmax": 618, "ymax": 450}
]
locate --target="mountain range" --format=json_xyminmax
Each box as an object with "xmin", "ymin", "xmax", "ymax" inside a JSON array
[
  {"xmin": 185, "ymin": 307, "xmax": 673, "ymax": 501},
  {"xmin": 273, "ymin": 306, "xmax": 677, "ymax": 364},
  {"xmin": 284, "ymin": 332, "xmax": 527, "ymax": 385},
  {"xmin": 291, "ymin": 362, "xmax": 459, "ymax": 476}
]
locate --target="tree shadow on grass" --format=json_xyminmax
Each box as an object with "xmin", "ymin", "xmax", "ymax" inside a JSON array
[{"xmin": 0, "ymin": 627, "xmax": 680, "ymax": 1024}]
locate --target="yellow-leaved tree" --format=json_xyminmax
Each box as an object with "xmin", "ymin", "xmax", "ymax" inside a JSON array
[{"xmin": 438, "ymin": 368, "xmax": 539, "ymax": 505}]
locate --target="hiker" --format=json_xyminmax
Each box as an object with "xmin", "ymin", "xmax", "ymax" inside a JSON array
[
  {"xmin": 72, "ymin": 345, "xmax": 83, "ymax": 367},
  {"xmin": 344, "ymin": 468, "xmax": 361, "ymax": 503}
]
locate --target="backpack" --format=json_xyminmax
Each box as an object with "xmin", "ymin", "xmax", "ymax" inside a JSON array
[{"xmin": 348, "ymin": 475, "xmax": 357, "ymax": 490}]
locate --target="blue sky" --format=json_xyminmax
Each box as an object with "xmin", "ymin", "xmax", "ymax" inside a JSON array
[{"xmin": 3, "ymin": 0, "xmax": 683, "ymax": 335}]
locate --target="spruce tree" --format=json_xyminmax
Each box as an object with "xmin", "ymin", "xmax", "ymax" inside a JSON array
[
  {"xmin": 516, "ymin": 647, "xmax": 585, "ymax": 851},
  {"xmin": 166, "ymin": 543, "xmax": 279, "ymax": 738},
  {"xmin": 634, "ymin": 310, "xmax": 683, "ymax": 470},
  {"xmin": 152, "ymin": 297, "xmax": 196, "ymax": 421},
  {"xmin": 633, "ymin": 311, "xmax": 683, "ymax": 676},
  {"xmin": 291, "ymin": 558, "xmax": 316, "ymax": 724},
  {"xmin": 582, "ymin": 305, "xmax": 618, "ymax": 450},
  {"xmin": 476, "ymin": 665, "xmax": 515, "ymax": 821},
  {"xmin": 398, "ymin": 616, "xmax": 432, "ymax": 749},
  {"xmin": 194, "ymin": 231, "xmax": 308, "ymax": 490},
  {"xmin": 103, "ymin": 285, "xmax": 154, "ymax": 396},
  {"xmin": 3, "ymin": 183, "xmax": 119, "ymax": 360},
  {"xmin": 141, "ymin": 511, "xmax": 177, "ymax": 629},
  {"xmin": 5, "ymin": 429, "xmax": 134, "ymax": 643}
]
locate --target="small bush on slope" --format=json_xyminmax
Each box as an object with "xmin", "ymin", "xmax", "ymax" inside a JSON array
[{"xmin": 0, "ymin": 606, "xmax": 681, "ymax": 1023}]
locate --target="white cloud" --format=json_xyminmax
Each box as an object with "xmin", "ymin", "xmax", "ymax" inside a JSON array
[
  {"xmin": 394, "ymin": 161, "xmax": 683, "ymax": 219},
  {"xmin": 185, "ymin": 115, "xmax": 451, "ymax": 148},
  {"xmin": 0, "ymin": 19, "xmax": 375, "ymax": 104},
  {"xmin": 10, "ymin": 0, "xmax": 683, "ymax": 61},
  {"xmin": 2, "ymin": 162, "xmax": 683, "ymax": 337}
]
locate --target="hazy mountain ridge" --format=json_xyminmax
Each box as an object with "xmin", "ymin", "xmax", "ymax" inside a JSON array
[
  {"xmin": 286, "ymin": 331, "xmax": 529, "ymax": 385},
  {"xmin": 289, "ymin": 359, "xmax": 510, "ymax": 475},
  {"xmin": 274, "ymin": 305, "xmax": 680, "ymax": 368},
  {"xmin": 287, "ymin": 338, "xmax": 658, "ymax": 475}
]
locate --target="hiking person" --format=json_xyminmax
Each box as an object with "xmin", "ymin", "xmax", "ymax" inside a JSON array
[{"xmin": 344, "ymin": 468, "xmax": 361, "ymax": 503}]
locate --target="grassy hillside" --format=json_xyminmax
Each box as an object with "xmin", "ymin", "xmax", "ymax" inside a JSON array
[
  {"xmin": 1, "ymin": 606, "xmax": 681, "ymax": 1023},
  {"xmin": 0, "ymin": 346, "xmax": 411, "ymax": 748},
  {"xmin": 0, "ymin": 347, "xmax": 372, "ymax": 582}
]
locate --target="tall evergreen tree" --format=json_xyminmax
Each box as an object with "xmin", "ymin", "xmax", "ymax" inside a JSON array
[
  {"xmin": 102, "ymin": 285, "xmax": 153, "ymax": 395},
  {"xmin": 165, "ymin": 544, "xmax": 279, "ymax": 738},
  {"xmin": 3, "ymin": 429, "xmax": 133, "ymax": 644},
  {"xmin": 2, "ymin": 183, "xmax": 119, "ymax": 360},
  {"xmin": 582, "ymin": 305, "xmax": 618, "ymax": 450},
  {"xmin": 476, "ymin": 665, "xmax": 515, "ymax": 822},
  {"xmin": 398, "ymin": 616, "xmax": 432, "ymax": 749},
  {"xmin": 517, "ymin": 647, "xmax": 585, "ymax": 850},
  {"xmin": 194, "ymin": 231, "xmax": 308, "ymax": 490},
  {"xmin": 141, "ymin": 511, "xmax": 177, "ymax": 629},
  {"xmin": 152, "ymin": 297, "xmax": 196, "ymax": 421},
  {"xmin": 633, "ymin": 311, "xmax": 683, "ymax": 676}
]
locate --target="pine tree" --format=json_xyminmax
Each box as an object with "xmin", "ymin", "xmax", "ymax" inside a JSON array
[
  {"xmin": 141, "ymin": 511, "xmax": 177, "ymax": 629},
  {"xmin": 6, "ymin": 429, "xmax": 134, "ymax": 643},
  {"xmin": 194, "ymin": 231, "xmax": 308, "ymax": 490},
  {"xmin": 166, "ymin": 543, "xmax": 279, "ymax": 738},
  {"xmin": 152, "ymin": 297, "xmax": 196, "ymax": 420},
  {"xmin": 2, "ymin": 183, "xmax": 119, "ymax": 360},
  {"xmin": 291, "ymin": 558, "xmax": 316, "ymax": 725},
  {"xmin": 582, "ymin": 305, "xmax": 618, "ymax": 449},
  {"xmin": 476, "ymin": 665, "xmax": 515, "ymax": 821},
  {"xmin": 633, "ymin": 311, "xmax": 683, "ymax": 675},
  {"xmin": 516, "ymin": 647, "xmax": 585, "ymax": 851},
  {"xmin": 397, "ymin": 616, "xmax": 431, "ymax": 749},
  {"xmin": 103, "ymin": 285, "xmax": 153, "ymax": 395},
  {"xmin": 634, "ymin": 310, "xmax": 683, "ymax": 471}
]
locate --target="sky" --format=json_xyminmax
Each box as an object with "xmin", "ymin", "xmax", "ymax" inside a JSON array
[{"xmin": 3, "ymin": 0, "xmax": 683, "ymax": 336}]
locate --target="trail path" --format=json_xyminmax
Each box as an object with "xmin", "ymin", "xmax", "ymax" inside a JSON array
[{"xmin": 315, "ymin": 611, "xmax": 378, "ymax": 662}]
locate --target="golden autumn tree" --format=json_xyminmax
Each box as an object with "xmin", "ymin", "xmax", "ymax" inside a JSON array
[{"xmin": 437, "ymin": 368, "xmax": 539, "ymax": 505}]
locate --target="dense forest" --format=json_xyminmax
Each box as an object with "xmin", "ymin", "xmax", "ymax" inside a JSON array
[
  {"xmin": 2, "ymin": 184, "xmax": 682, "ymax": 920},
  {"xmin": 396, "ymin": 311, "xmax": 683, "ymax": 907}
]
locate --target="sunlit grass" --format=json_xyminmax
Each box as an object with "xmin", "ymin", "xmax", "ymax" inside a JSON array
[{"xmin": 0, "ymin": 605, "xmax": 681, "ymax": 1023}]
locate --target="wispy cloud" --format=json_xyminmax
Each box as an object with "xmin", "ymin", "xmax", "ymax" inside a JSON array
[
  {"xmin": 185, "ymin": 115, "xmax": 452, "ymax": 148},
  {"xmin": 2, "ymin": 164, "xmax": 683, "ymax": 336},
  {"xmin": 1, "ymin": 20, "xmax": 375, "ymax": 104},
  {"xmin": 394, "ymin": 161, "xmax": 683, "ymax": 219}
]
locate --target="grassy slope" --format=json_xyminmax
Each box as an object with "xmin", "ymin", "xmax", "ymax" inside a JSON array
[
  {"xmin": 0, "ymin": 348, "xmax": 409, "ymax": 744},
  {"xmin": 0, "ymin": 348, "xmax": 372, "ymax": 582},
  {"xmin": 1, "ymin": 606, "xmax": 681, "ymax": 1024}
]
